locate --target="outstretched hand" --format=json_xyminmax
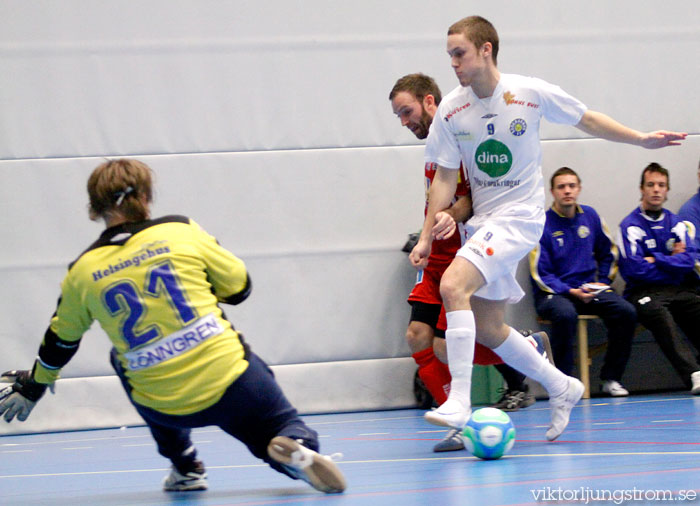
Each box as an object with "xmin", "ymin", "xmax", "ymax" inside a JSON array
[
  {"xmin": 0, "ymin": 370, "xmax": 53, "ymax": 422},
  {"xmin": 640, "ymin": 130, "xmax": 687, "ymax": 149}
]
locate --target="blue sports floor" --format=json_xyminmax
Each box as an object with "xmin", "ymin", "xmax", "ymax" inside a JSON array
[{"xmin": 1, "ymin": 393, "xmax": 699, "ymax": 506}]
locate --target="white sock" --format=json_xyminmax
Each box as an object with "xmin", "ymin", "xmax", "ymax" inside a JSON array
[
  {"xmin": 493, "ymin": 327, "xmax": 568, "ymax": 397},
  {"xmin": 444, "ymin": 310, "xmax": 476, "ymax": 407}
]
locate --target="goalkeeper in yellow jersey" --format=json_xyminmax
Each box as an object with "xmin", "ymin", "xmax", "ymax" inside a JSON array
[{"xmin": 0, "ymin": 159, "xmax": 346, "ymax": 494}]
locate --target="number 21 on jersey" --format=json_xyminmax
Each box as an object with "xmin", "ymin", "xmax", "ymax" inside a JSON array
[{"xmin": 102, "ymin": 260, "xmax": 198, "ymax": 350}]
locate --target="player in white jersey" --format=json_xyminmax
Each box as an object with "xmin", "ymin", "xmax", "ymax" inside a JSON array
[{"xmin": 410, "ymin": 15, "xmax": 687, "ymax": 441}]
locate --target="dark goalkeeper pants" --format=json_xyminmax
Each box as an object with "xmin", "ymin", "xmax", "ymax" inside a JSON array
[
  {"xmin": 535, "ymin": 290, "xmax": 636, "ymax": 382},
  {"xmin": 626, "ymin": 285, "xmax": 700, "ymax": 388},
  {"xmin": 110, "ymin": 349, "xmax": 318, "ymax": 477}
]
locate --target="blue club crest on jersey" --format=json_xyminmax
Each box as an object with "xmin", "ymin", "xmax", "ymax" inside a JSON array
[{"xmin": 510, "ymin": 118, "xmax": 527, "ymax": 136}]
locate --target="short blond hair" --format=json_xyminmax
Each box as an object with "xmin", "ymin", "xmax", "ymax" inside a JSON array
[{"xmin": 448, "ymin": 16, "xmax": 499, "ymax": 66}]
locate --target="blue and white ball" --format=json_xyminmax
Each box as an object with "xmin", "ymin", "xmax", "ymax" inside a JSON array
[{"xmin": 462, "ymin": 407, "xmax": 516, "ymax": 460}]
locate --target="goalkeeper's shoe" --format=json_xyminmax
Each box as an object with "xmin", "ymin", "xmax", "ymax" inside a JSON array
[
  {"xmin": 0, "ymin": 370, "xmax": 52, "ymax": 422},
  {"xmin": 267, "ymin": 436, "xmax": 346, "ymax": 493},
  {"xmin": 163, "ymin": 460, "xmax": 208, "ymax": 491}
]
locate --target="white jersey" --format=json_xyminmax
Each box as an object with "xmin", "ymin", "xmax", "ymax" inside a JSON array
[{"xmin": 426, "ymin": 73, "xmax": 587, "ymax": 216}]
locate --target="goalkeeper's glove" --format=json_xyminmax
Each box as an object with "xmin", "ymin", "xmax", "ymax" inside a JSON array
[{"xmin": 0, "ymin": 370, "xmax": 54, "ymax": 422}]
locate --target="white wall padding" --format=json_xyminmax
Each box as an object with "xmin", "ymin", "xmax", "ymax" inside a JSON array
[
  {"xmin": 0, "ymin": 148, "xmax": 424, "ymax": 380},
  {"xmin": 0, "ymin": 1, "xmax": 697, "ymax": 159},
  {"xmin": 0, "ymin": 358, "xmax": 418, "ymax": 436}
]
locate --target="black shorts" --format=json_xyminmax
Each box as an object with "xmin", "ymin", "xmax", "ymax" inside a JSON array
[{"xmin": 409, "ymin": 301, "xmax": 445, "ymax": 338}]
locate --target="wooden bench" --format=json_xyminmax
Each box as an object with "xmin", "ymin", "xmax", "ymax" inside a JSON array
[{"xmin": 537, "ymin": 315, "xmax": 601, "ymax": 399}]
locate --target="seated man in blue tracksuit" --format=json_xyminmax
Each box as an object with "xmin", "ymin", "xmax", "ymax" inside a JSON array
[
  {"xmin": 678, "ymin": 158, "xmax": 700, "ymax": 255},
  {"xmin": 618, "ymin": 162, "xmax": 700, "ymax": 395},
  {"xmin": 530, "ymin": 167, "xmax": 636, "ymax": 397}
]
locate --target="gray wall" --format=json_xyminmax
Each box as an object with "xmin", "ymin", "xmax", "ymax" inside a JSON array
[{"xmin": 1, "ymin": 0, "xmax": 698, "ymax": 434}]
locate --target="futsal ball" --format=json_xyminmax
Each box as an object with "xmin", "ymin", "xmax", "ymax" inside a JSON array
[{"xmin": 462, "ymin": 407, "xmax": 516, "ymax": 460}]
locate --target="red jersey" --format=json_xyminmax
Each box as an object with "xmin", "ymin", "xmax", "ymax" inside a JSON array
[{"xmin": 425, "ymin": 162, "xmax": 470, "ymax": 264}]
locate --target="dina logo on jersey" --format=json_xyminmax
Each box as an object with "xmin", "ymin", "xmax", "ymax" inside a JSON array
[{"xmin": 475, "ymin": 139, "xmax": 513, "ymax": 178}]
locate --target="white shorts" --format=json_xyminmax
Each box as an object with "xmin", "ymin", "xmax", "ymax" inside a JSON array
[{"xmin": 456, "ymin": 203, "xmax": 545, "ymax": 304}]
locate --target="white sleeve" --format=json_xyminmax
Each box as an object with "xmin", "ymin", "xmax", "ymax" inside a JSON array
[
  {"xmin": 424, "ymin": 107, "xmax": 462, "ymax": 169},
  {"xmin": 533, "ymin": 77, "xmax": 587, "ymax": 125}
]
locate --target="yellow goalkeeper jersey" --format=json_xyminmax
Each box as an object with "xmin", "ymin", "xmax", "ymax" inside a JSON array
[{"xmin": 36, "ymin": 216, "xmax": 250, "ymax": 415}]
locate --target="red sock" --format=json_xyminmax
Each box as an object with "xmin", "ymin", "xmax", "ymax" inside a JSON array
[
  {"xmin": 412, "ymin": 347, "xmax": 451, "ymax": 404},
  {"xmin": 474, "ymin": 343, "xmax": 503, "ymax": 366}
]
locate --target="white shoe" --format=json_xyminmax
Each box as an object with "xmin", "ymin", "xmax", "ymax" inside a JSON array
[
  {"xmin": 601, "ymin": 380, "xmax": 629, "ymax": 397},
  {"xmin": 691, "ymin": 371, "xmax": 700, "ymax": 395},
  {"xmin": 267, "ymin": 436, "xmax": 346, "ymax": 494},
  {"xmin": 546, "ymin": 377, "xmax": 584, "ymax": 441},
  {"xmin": 162, "ymin": 461, "xmax": 208, "ymax": 491},
  {"xmin": 424, "ymin": 399, "xmax": 471, "ymax": 429}
]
